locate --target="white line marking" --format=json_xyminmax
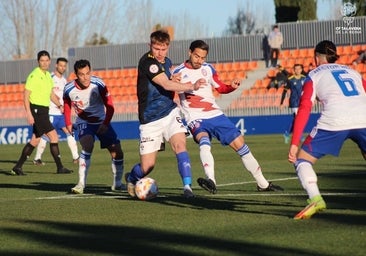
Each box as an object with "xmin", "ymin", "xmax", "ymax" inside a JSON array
[
  {"xmin": 1, "ymin": 174, "xmax": 365, "ymax": 202},
  {"xmin": 214, "ymin": 176, "xmax": 298, "ymax": 187}
]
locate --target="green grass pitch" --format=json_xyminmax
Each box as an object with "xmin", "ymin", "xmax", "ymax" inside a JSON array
[{"xmin": 0, "ymin": 134, "xmax": 365, "ymax": 256}]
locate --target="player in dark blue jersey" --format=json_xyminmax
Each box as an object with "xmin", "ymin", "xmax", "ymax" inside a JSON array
[
  {"xmin": 125, "ymin": 30, "xmax": 204, "ymax": 198},
  {"xmin": 280, "ymin": 64, "xmax": 306, "ymax": 143}
]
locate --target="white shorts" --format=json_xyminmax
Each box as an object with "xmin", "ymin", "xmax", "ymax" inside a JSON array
[{"xmin": 139, "ymin": 107, "xmax": 187, "ymax": 155}]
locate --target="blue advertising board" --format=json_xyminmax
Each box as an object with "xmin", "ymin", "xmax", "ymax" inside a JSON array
[{"xmin": 0, "ymin": 114, "xmax": 320, "ymax": 145}]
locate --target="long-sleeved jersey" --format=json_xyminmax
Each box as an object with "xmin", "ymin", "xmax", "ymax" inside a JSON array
[
  {"xmin": 173, "ymin": 61, "xmax": 235, "ymax": 123},
  {"xmin": 63, "ymin": 76, "xmax": 114, "ymax": 126},
  {"xmin": 291, "ymin": 63, "xmax": 366, "ymax": 145}
]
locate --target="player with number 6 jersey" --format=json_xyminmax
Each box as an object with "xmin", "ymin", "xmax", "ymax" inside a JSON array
[{"xmin": 288, "ymin": 40, "xmax": 366, "ymax": 219}]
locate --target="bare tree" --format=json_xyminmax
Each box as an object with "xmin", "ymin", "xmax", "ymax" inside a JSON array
[
  {"xmin": 0, "ymin": 0, "xmax": 208, "ymax": 60},
  {"xmin": 224, "ymin": 8, "xmax": 256, "ymax": 36},
  {"xmin": 0, "ymin": 0, "xmax": 123, "ymax": 59}
]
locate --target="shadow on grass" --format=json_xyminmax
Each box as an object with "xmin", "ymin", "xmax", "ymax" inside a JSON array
[
  {"xmin": 0, "ymin": 182, "xmax": 116, "ymax": 194},
  {"xmin": 0, "ymin": 219, "xmax": 331, "ymax": 256},
  {"xmin": 0, "ymin": 169, "xmax": 15, "ymax": 176},
  {"xmin": 0, "ymin": 159, "xmax": 17, "ymax": 164}
]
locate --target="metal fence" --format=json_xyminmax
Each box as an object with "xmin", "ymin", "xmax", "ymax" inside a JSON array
[{"xmin": 0, "ymin": 17, "xmax": 365, "ymax": 85}]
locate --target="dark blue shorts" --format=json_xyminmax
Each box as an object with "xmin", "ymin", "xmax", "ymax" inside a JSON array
[
  {"xmin": 187, "ymin": 114, "xmax": 241, "ymax": 145},
  {"xmin": 76, "ymin": 123, "xmax": 120, "ymax": 149},
  {"xmin": 302, "ymin": 127, "xmax": 366, "ymax": 158}
]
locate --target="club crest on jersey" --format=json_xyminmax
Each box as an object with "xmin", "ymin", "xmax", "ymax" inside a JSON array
[
  {"xmin": 201, "ymin": 69, "xmax": 207, "ymax": 76},
  {"xmin": 149, "ymin": 64, "xmax": 159, "ymax": 74},
  {"xmin": 176, "ymin": 116, "xmax": 183, "ymax": 123}
]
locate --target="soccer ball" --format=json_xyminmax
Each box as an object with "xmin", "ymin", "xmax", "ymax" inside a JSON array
[{"xmin": 135, "ymin": 177, "xmax": 158, "ymax": 200}]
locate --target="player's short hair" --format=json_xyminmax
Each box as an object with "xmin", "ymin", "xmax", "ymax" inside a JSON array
[
  {"xmin": 293, "ymin": 63, "xmax": 303, "ymax": 69},
  {"xmin": 315, "ymin": 40, "xmax": 339, "ymax": 63},
  {"xmin": 189, "ymin": 40, "xmax": 209, "ymax": 53},
  {"xmin": 56, "ymin": 57, "xmax": 68, "ymax": 64},
  {"xmin": 37, "ymin": 50, "xmax": 50, "ymax": 61},
  {"xmin": 150, "ymin": 30, "xmax": 170, "ymax": 46},
  {"xmin": 74, "ymin": 59, "xmax": 91, "ymax": 74}
]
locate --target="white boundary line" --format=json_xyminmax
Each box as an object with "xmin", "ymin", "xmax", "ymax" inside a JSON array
[
  {"xmin": 214, "ymin": 176, "xmax": 298, "ymax": 187},
  {"xmin": 1, "ymin": 175, "xmax": 365, "ymax": 202}
]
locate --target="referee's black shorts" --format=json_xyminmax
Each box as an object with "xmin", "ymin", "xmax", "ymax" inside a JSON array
[{"xmin": 30, "ymin": 104, "xmax": 55, "ymax": 138}]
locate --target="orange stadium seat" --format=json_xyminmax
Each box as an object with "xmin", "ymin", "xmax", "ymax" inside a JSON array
[
  {"xmin": 104, "ymin": 70, "xmax": 114, "ymax": 79},
  {"xmin": 352, "ymin": 44, "xmax": 361, "ymax": 52},
  {"xmin": 241, "ymin": 89, "xmax": 250, "ymax": 96},
  {"xmin": 337, "ymin": 45, "xmax": 344, "ymax": 55},
  {"xmin": 291, "ymin": 49, "xmax": 300, "ymax": 58},
  {"xmin": 119, "ymin": 69, "xmax": 130, "ymax": 79},
  {"xmin": 280, "ymin": 49, "xmax": 290, "ymax": 59},
  {"xmin": 239, "ymin": 61, "xmax": 249, "ymax": 71},
  {"xmin": 298, "ymin": 48, "xmax": 309, "ymax": 58},
  {"xmin": 0, "ymin": 85, "xmax": 6, "ymax": 94},
  {"xmin": 221, "ymin": 62, "xmax": 233, "ymax": 72},
  {"xmin": 68, "ymin": 72, "xmax": 77, "ymax": 81},
  {"xmin": 214, "ymin": 62, "xmax": 223, "ymax": 72},
  {"xmin": 232, "ymin": 62, "xmax": 241, "ymax": 71},
  {"xmin": 236, "ymin": 70, "xmax": 246, "ymax": 80},
  {"xmin": 127, "ymin": 68, "xmax": 138, "ymax": 78},
  {"xmin": 108, "ymin": 78, "xmax": 119, "ymax": 87},
  {"xmin": 249, "ymin": 88, "xmax": 258, "ymax": 96},
  {"xmin": 262, "ymin": 77, "xmax": 272, "ymax": 88},
  {"xmin": 267, "ymin": 87, "xmax": 276, "ymax": 94},
  {"xmin": 342, "ymin": 45, "xmax": 353, "ymax": 55},
  {"xmin": 266, "ymin": 68, "xmax": 277, "ymax": 78},
  {"xmin": 247, "ymin": 61, "xmax": 258, "ymax": 70},
  {"xmin": 253, "ymin": 79, "xmax": 263, "ymax": 89}
]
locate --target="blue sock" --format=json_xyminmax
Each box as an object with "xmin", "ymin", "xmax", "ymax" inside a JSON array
[
  {"xmin": 199, "ymin": 136, "xmax": 211, "ymax": 147},
  {"xmin": 128, "ymin": 163, "xmax": 145, "ymax": 184},
  {"xmin": 236, "ymin": 144, "xmax": 250, "ymax": 157},
  {"xmin": 176, "ymin": 151, "xmax": 192, "ymax": 186}
]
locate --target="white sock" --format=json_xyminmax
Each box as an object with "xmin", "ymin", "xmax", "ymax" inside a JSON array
[
  {"xmin": 296, "ymin": 161, "xmax": 320, "ymax": 198},
  {"xmin": 67, "ymin": 134, "xmax": 79, "ymax": 160},
  {"xmin": 112, "ymin": 158, "xmax": 124, "ymax": 187},
  {"xmin": 78, "ymin": 151, "xmax": 91, "ymax": 188},
  {"xmin": 184, "ymin": 184, "xmax": 192, "ymax": 191},
  {"xmin": 35, "ymin": 138, "xmax": 47, "ymax": 160},
  {"xmin": 239, "ymin": 145, "xmax": 269, "ymax": 188},
  {"xmin": 199, "ymin": 144, "xmax": 216, "ymax": 184}
]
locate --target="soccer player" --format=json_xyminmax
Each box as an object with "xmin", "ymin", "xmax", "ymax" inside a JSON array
[
  {"xmin": 280, "ymin": 64, "xmax": 306, "ymax": 143},
  {"xmin": 33, "ymin": 57, "xmax": 79, "ymax": 165},
  {"xmin": 125, "ymin": 30, "xmax": 204, "ymax": 198},
  {"xmin": 11, "ymin": 50, "xmax": 73, "ymax": 175},
  {"xmin": 288, "ymin": 40, "xmax": 366, "ymax": 219},
  {"xmin": 172, "ymin": 39, "xmax": 284, "ymax": 194},
  {"xmin": 63, "ymin": 59, "xmax": 125, "ymax": 194}
]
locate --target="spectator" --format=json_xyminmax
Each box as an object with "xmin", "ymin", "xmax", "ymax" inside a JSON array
[
  {"xmin": 352, "ymin": 50, "xmax": 366, "ymax": 65},
  {"xmin": 303, "ymin": 63, "xmax": 314, "ymax": 76},
  {"xmin": 267, "ymin": 65, "xmax": 289, "ymax": 89},
  {"xmin": 262, "ymin": 33, "xmax": 271, "ymax": 68},
  {"xmin": 268, "ymin": 25, "xmax": 283, "ymax": 67}
]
